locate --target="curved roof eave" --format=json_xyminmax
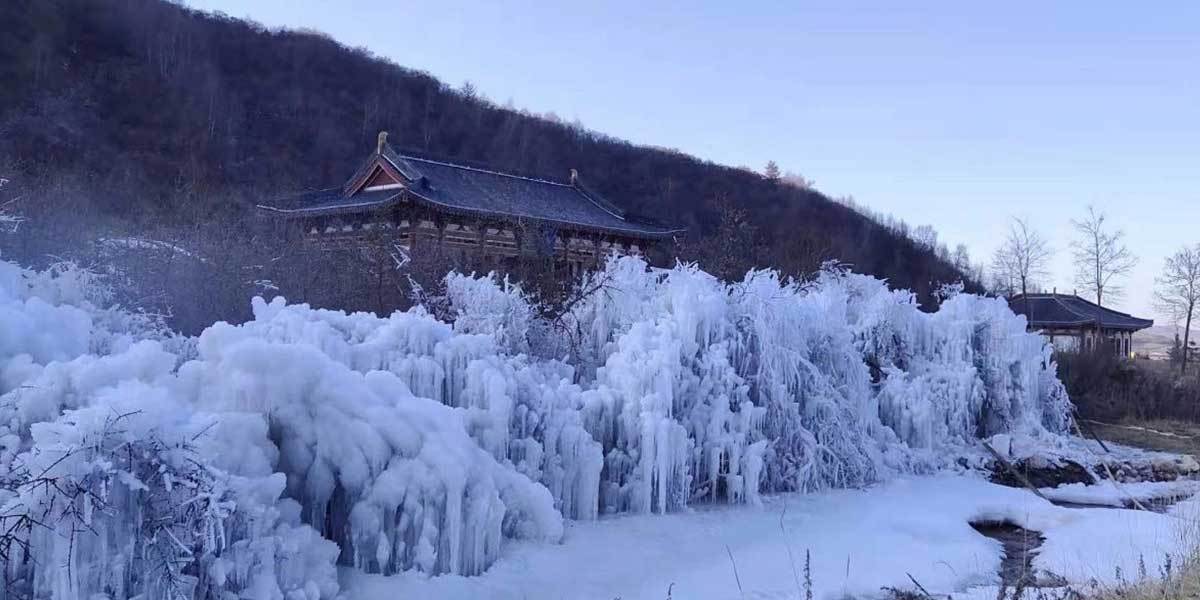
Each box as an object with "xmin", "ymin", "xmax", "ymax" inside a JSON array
[
  {"xmin": 257, "ymin": 191, "xmax": 684, "ymax": 240},
  {"xmin": 404, "ymin": 189, "xmax": 683, "ymax": 240}
]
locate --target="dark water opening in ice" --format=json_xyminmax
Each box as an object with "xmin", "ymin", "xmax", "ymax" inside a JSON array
[
  {"xmin": 969, "ymin": 521, "xmax": 1044, "ymax": 589},
  {"xmin": 969, "ymin": 487, "xmax": 1192, "ymax": 592}
]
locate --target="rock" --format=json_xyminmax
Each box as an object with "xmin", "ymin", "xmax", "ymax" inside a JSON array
[
  {"xmin": 1145, "ymin": 455, "xmax": 1200, "ymax": 480},
  {"xmin": 989, "ymin": 457, "xmax": 1096, "ymax": 489},
  {"xmin": 1151, "ymin": 456, "xmax": 1175, "ymax": 472},
  {"xmin": 1171, "ymin": 455, "xmax": 1199, "ymax": 473}
]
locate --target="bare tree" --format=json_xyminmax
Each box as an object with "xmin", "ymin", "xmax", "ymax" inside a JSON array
[
  {"xmin": 1070, "ymin": 206, "xmax": 1137, "ymax": 307},
  {"xmin": 687, "ymin": 195, "xmax": 763, "ymax": 280},
  {"xmin": 989, "ymin": 270, "xmax": 1016, "ymax": 298},
  {"xmin": 1154, "ymin": 244, "xmax": 1200, "ymax": 372},
  {"xmin": 951, "ymin": 243, "xmax": 970, "ymax": 270},
  {"xmin": 991, "ymin": 217, "xmax": 1053, "ymax": 313},
  {"xmin": 912, "ymin": 224, "xmax": 938, "ymax": 251},
  {"xmin": 781, "ymin": 171, "xmax": 815, "ymax": 190}
]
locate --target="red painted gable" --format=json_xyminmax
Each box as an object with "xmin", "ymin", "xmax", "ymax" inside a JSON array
[{"xmin": 363, "ymin": 166, "xmax": 400, "ymax": 189}]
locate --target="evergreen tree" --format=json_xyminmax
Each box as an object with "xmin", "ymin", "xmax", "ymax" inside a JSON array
[{"xmin": 764, "ymin": 160, "xmax": 781, "ymax": 181}]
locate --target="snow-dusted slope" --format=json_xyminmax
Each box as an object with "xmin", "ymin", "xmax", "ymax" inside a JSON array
[{"xmin": 0, "ymin": 256, "xmax": 1071, "ymax": 599}]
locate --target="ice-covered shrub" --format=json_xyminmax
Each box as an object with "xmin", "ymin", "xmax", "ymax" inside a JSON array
[
  {"xmin": 512, "ymin": 257, "xmax": 1071, "ymax": 501},
  {"xmin": 176, "ymin": 329, "xmax": 565, "ymax": 576},
  {"xmin": 220, "ymin": 296, "xmax": 602, "ymax": 524},
  {"xmin": 0, "ymin": 259, "xmax": 177, "ymax": 362},
  {"xmin": 0, "ymin": 264, "xmax": 341, "ymax": 599},
  {"xmin": 444, "ymin": 271, "xmax": 534, "ymax": 356},
  {"xmin": 0, "ymin": 380, "xmax": 339, "ymax": 600}
]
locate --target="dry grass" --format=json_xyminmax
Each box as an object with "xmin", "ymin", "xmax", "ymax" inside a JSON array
[
  {"xmin": 1085, "ymin": 558, "xmax": 1200, "ymax": 600},
  {"xmin": 1082, "ymin": 419, "xmax": 1200, "ymax": 457}
]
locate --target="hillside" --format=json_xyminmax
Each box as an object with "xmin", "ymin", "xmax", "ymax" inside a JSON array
[
  {"xmin": 1134, "ymin": 324, "xmax": 1200, "ymax": 360},
  {"xmin": 0, "ymin": 0, "xmax": 978, "ymax": 326}
]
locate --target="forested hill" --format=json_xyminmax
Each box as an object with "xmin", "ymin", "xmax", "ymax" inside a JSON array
[{"xmin": 1, "ymin": 0, "xmax": 978, "ymax": 304}]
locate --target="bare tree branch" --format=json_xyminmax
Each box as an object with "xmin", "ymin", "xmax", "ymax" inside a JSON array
[
  {"xmin": 991, "ymin": 217, "xmax": 1053, "ymax": 307},
  {"xmin": 1070, "ymin": 206, "xmax": 1137, "ymax": 306}
]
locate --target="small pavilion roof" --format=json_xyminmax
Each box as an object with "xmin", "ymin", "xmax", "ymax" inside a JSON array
[
  {"xmin": 258, "ymin": 139, "xmax": 683, "ymax": 240},
  {"xmin": 1008, "ymin": 293, "xmax": 1153, "ymax": 331}
]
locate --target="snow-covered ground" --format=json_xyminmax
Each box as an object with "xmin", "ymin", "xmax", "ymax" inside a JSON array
[
  {"xmin": 347, "ymin": 473, "xmax": 1200, "ymax": 600},
  {"xmin": 1041, "ymin": 479, "xmax": 1200, "ymax": 508}
]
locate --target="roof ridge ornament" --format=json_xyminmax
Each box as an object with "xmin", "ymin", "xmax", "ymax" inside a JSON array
[
  {"xmin": 377, "ymin": 131, "xmax": 388, "ymax": 155},
  {"xmin": 569, "ymin": 168, "xmax": 579, "ymax": 186}
]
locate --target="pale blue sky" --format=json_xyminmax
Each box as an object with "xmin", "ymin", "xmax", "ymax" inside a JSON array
[{"xmin": 187, "ymin": 0, "xmax": 1199, "ymax": 318}]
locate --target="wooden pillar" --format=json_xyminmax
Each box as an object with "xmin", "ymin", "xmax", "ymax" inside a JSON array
[
  {"xmin": 411, "ymin": 208, "xmax": 428, "ymax": 256},
  {"xmin": 435, "ymin": 215, "xmax": 447, "ymax": 257},
  {"xmin": 593, "ymin": 232, "xmax": 606, "ymax": 270}
]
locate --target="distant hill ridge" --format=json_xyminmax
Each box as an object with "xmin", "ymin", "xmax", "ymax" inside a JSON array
[
  {"xmin": 1134, "ymin": 324, "xmax": 1200, "ymax": 358},
  {"xmin": 0, "ymin": 0, "xmax": 977, "ymax": 304}
]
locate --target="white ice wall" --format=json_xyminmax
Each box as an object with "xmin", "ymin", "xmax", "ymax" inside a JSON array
[{"xmin": 0, "ymin": 256, "xmax": 1071, "ymax": 598}]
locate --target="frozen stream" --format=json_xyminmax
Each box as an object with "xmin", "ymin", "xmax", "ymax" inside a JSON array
[{"xmin": 972, "ymin": 490, "xmax": 1190, "ymax": 591}]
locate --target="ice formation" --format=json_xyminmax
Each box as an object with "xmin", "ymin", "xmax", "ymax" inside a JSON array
[{"xmin": 0, "ymin": 255, "xmax": 1072, "ymax": 598}]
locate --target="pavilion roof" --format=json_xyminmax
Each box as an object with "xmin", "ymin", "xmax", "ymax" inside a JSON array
[
  {"xmin": 258, "ymin": 139, "xmax": 683, "ymax": 240},
  {"xmin": 1008, "ymin": 293, "xmax": 1153, "ymax": 331}
]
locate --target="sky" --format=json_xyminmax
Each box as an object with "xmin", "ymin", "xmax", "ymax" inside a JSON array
[{"xmin": 186, "ymin": 0, "xmax": 1199, "ymax": 319}]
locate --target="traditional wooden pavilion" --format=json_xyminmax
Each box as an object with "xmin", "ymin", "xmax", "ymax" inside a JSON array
[
  {"xmin": 258, "ymin": 132, "xmax": 682, "ymax": 275},
  {"xmin": 1008, "ymin": 292, "xmax": 1153, "ymax": 357}
]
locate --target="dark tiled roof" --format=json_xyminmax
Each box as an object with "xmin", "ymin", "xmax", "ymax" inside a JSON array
[
  {"xmin": 258, "ymin": 187, "xmax": 403, "ymax": 215},
  {"xmin": 1009, "ymin": 293, "xmax": 1153, "ymax": 331},
  {"xmin": 259, "ymin": 145, "xmax": 683, "ymax": 240}
]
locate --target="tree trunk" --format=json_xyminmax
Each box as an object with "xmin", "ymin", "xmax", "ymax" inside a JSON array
[
  {"xmin": 1184, "ymin": 304, "xmax": 1194, "ymax": 374},
  {"xmin": 1021, "ymin": 278, "xmax": 1031, "ymax": 329}
]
